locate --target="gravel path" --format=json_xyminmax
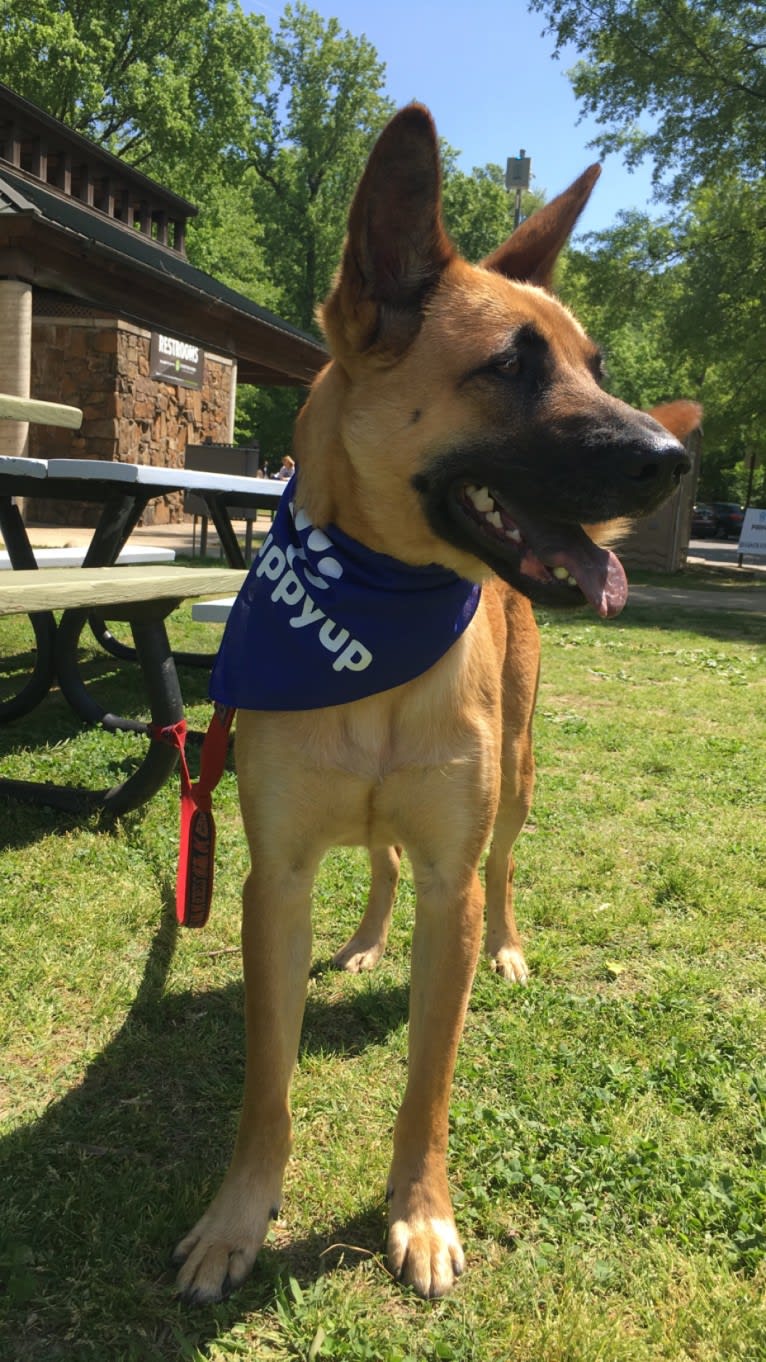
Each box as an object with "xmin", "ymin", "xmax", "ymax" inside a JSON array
[{"xmin": 627, "ymin": 584, "xmax": 765, "ymax": 616}]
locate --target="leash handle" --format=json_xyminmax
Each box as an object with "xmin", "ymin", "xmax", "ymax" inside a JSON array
[{"xmin": 152, "ymin": 705, "xmax": 236, "ymax": 928}]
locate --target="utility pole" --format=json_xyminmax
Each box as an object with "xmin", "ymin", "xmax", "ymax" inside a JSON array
[{"xmin": 505, "ymin": 149, "xmax": 531, "ymax": 229}]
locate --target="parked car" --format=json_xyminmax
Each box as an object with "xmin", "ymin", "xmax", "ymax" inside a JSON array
[
  {"xmin": 691, "ymin": 503, "xmax": 716, "ymax": 537},
  {"xmin": 711, "ymin": 502, "xmax": 746, "ymax": 539}
]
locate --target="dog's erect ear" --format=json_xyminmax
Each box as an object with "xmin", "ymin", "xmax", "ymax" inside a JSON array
[
  {"xmin": 321, "ymin": 104, "xmax": 455, "ymax": 358},
  {"xmin": 647, "ymin": 400, "xmax": 703, "ymax": 441},
  {"xmin": 482, "ymin": 164, "xmax": 601, "ymax": 289}
]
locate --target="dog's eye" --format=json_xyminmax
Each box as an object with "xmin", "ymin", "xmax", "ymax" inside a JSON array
[
  {"xmin": 589, "ymin": 349, "xmax": 606, "ymax": 385},
  {"xmin": 495, "ymin": 355, "xmax": 522, "ymax": 377}
]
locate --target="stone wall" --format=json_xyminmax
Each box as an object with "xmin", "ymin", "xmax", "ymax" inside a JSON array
[{"xmin": 27, "ymin": 310, "xmax": 235, "ymax": 526}]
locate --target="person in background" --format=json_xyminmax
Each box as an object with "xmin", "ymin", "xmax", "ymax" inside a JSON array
[{"xmin": 273, "ymin": 455, "xmax": 295, "ymax": 481}]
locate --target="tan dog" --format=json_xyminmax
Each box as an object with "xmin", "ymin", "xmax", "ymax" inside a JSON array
[{"xmin": 175, "ymin": 105, "xmax": 699, "ymax": 1302}]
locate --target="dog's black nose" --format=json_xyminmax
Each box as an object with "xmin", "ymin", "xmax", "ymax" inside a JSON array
[
  {"xmin": 626, "ymin": 438, "xmax": 691, "ymax": 488},
  {"xmin": 622, "ymin": 417, "xmax": 691, "ymax": 493}
]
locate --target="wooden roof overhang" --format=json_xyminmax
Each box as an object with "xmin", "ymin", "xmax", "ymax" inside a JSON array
[{"xmin": 0, "ymin": 166, "xmax": 327, "ymax": 387}]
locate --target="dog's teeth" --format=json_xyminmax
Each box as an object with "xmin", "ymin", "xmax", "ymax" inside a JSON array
[
  {"xmin": 486, "ymin": 510, "xmax": 503, "ymax": 529},
  {"xmin": 470, "ymin": 486, "xmax": 494, "ymax": 512},
  {"xmin": 552, "ymin": 566, "xmax": 569, "ymax": 580},
  {"xmin": 567, "ymin": 575, "xmax": 577, "ymax": 587},
  {"xmin": 506, "ymin": 527, "xmax": 522, "ymax": 543}
]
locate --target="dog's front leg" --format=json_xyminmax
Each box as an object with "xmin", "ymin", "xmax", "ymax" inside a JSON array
[
  {"xmin": 387, "ymin": 859, "xmax": 484, "ymax": 1298},
  {"xmin": 174, "ymin": 862, "xmax": 314, "ymax": 1304}
]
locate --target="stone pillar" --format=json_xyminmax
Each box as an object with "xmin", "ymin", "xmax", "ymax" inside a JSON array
[{"xmin": 0, "ymin": 276, "xmax": 33, "ymax": 457}]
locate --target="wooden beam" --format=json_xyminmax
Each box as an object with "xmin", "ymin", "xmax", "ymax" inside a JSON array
[
  {"xmin": 0, "ymin": 218, "xmax": 327, "ymax": 385},
  {"xmin": 30, "ymin": 137, "xmax": 47, "ymax": 180},
  {"xmin": 0, "ymin": 392, "xmax": 83, "ymax": 428}
]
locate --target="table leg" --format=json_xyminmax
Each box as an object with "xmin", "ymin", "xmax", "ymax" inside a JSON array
[
  {"xmin": 201, "ymin": 494, "xmax": 247, "ymax": 568},
  {"xmin": 83, "ymin": 492, "xmax": 220, "ymax": 669},
  {"xmin": 84, "ymin": 491, "xmax": 152, "ymax": 662},
  {"xmin": 81, "ymin": 490, "xmax": 150, "ymax": 568},
  {"xmin": 0, "ymin": 495, "xmax": 58, "ymax": 721},
  {"xmin": 0, "ymin": 601, "xmax": 186, "ymax": 815}
]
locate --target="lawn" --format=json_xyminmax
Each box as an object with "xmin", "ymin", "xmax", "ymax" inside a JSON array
[{"xmin": 0, "ymin": 586, "xmax": 764, "ymax": 1361}]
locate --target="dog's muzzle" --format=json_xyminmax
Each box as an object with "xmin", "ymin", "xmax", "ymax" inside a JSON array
[{"xmin": 413, "ymin": 415, "xmax": 691, "ymax": 618}]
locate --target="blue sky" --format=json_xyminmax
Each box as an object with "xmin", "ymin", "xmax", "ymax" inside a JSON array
[{"xmin": 248, "ymin": 0, "xmax": 659, "ymax": 236}]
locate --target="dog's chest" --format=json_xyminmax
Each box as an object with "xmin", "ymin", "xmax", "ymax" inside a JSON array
[
  {"xmin": 289, "ymin": 691, "xmax": 497, "ymax": 851},
  {"xmin": 300, "ymin": 684, "xmax": 469, "ymax": 782},
  {"xmin": 314, "ymin": 624, "xmax": 496, "ymax": 769},
  {"xmin": 236, "ymin": 611, "xmax": 502, "ymax": 851}
]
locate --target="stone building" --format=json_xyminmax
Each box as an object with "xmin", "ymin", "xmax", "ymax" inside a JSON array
[{"xmin": 0, "ymin": 81, "xmax": 326, "ymax": 524}]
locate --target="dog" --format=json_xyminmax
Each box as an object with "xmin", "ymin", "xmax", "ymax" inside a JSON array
[{"xmin": 174, "ymin": 104, "xmax": 700, "ymax": 1303}]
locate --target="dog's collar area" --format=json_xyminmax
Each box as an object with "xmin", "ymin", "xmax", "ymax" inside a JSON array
[{"xmin": 208, "ymin": 477, "xmax": 482, "ymax": 711}]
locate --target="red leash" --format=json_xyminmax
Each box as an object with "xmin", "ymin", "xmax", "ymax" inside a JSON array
[{"xmin": 152, "ymin": 704, "xmax": 236, "ymax": 927}]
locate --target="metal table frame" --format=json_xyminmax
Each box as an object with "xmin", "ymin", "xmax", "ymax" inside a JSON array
[
  {"xmin": 0, "ymin": 454, "xmax": 273, "ymax": 812},
  {"xmin": 0, "ymin": 456, "xmax": 282, "ymax": 718}
]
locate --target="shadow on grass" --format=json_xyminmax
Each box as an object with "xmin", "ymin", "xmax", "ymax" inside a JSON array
[
  {"xmin": 0, "ymin": 900, "xmax": 408, "ymax": 1360},
  {"xmin": 620, "ymin": 601, "xmax": 765, "ymax": 642},
  {"xmin": 0, "ymin": 653, "xmax": 220, "ymax": 849},
  {"xmin": 0, "ymin": 649, "xmax": 213, "ymax": 731},
  {"xmin": 537, "ymin": 600, "xmax": 765, "ymax": 644}
]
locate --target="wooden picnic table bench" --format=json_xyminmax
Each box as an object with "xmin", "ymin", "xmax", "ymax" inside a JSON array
[
  {"xmin": 0, "ymin": 564, "xmax": 239, "ymax": 617},
  {"xmin": 0, "ymin": 563, "xmax": 245, "ymax": 814}
]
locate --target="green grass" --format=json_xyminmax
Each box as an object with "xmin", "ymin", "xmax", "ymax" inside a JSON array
[{"xmin": 0, "ymin": 590, "xmax": 764, "ymax": 1361}]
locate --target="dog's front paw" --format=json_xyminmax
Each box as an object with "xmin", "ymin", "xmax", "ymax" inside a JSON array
[
  {"xmin": 488, "ymin": 944, "xmax": 529, "ymax": 983},
  {"xmin": 387, "ymin": 1214, "xmax": 464, "ymax": 1298},
  {"xmin": 174, "ymin": 1197, "xmax": 276, "ymax": 1305}
]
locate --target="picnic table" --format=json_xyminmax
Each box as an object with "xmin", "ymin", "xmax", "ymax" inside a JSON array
[
  {"xmin": 0, "ymin": 452, "xmax": 284, "ymax": 573},
  {"xmin": 0, "ymin": 399, "xmax": 268, "ymax": 812}
]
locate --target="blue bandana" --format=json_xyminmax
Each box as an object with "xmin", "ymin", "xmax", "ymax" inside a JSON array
[{"xmin": 209, "ymin": 476, "xmax": 481, "ymax": 711}]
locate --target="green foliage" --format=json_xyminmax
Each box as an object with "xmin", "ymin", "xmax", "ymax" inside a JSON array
[
  {"xmin": 234, "ymin": 384, "xmax": 303, "ymax": 471},
  {"xmin": 184, "ymin": 177, "xmax": 279, "ymax": 308},
  {"xmin": 531, "ymin": 0, "xmax": 766, "ymax": 505},
  {"xmin": 0, "ymin": 0, "xmax": 271, "ymax": 183},
  {"xmin": 559, "ymin": 213, "xmax": 691, "ymax": 411},
  {"xmin": 441, "ymin": 158, "xmax": 545, "ymax": 264},
  {"xmin": 248, "ymin": 3, "xmax": 395, "ymax": 334},
  {"xmin": 529, "ymin": 0, "xmax": 766, "ymax": 201},
  {"xmin": 668, "ymin": 177, "xmax": 766, "ymax": 499},
  {"xmin": 441, "ymin": 161, "xmax": 513, "ymax": 263},
  {"xmin": 559, "ymin": 182, "xmax": 766, "ymax": 503}
]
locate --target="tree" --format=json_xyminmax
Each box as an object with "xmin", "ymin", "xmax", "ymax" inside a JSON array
[
  {"xmin": 248, "ymin": 3, "xmax": 394, "ymax": 335},
  {"xmin": 668, "ymin": 177, "xmax": 766, "ymax": 501},
  {"xmin": 559, "ymin": 189, "xmax": 766, "ymax": 504},
  {"xmin": 559, "ymin": 212, "xmax": 691, "ymax": 407},
  {"xmin": 0, "ymin": 0, "xmax": 271, "ymax": 188},
  {"xmin": 223, "ymin": 4, "xmax": 395, "ymax": 462},
  {"xmin": 441, "ymin": 155, "xmax": 546, "ymax": 263},
  {"xmin": 529, "ymin": 0, "xmax": 766, "ymax": 201},
  {"xmin": 531, "ymin": 0, "xmax": 766, "ymax": 502},
  {"xmin": 0, "ymin": 0, "xmax": 279, "ymax": 303}
]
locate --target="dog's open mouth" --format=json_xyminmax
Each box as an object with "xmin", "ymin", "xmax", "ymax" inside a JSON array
[{"xmin": 453, "ymin": 482, "xmax": 628, "ymax": 618}]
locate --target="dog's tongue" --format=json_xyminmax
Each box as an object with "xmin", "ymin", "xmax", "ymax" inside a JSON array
[{"xmin": 515, "ymin": 515, "xmax": 629, "ymax": 618}]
